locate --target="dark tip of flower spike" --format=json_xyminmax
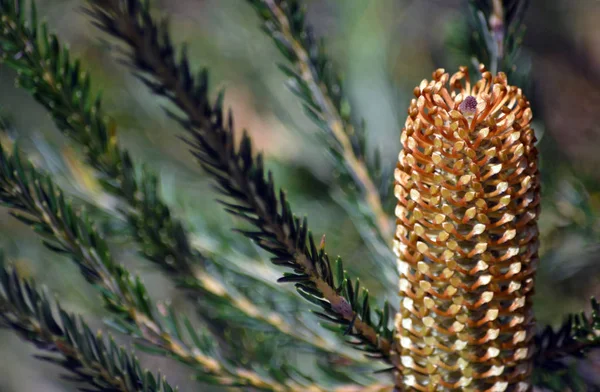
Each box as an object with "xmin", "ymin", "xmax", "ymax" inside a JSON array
[{"xmin": 459, "ymin": 96, "xmax": 478, "ymax": 116}]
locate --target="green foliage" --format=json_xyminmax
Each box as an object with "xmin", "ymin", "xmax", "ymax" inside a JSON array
[
  {"xmin": 85, "ymin": 0, "xmax": 394, "ymax": 364},
  {"xmin": 533, "ymin": 298, "xmax": 600, "ymax": 391},
  {"xmin": 0, "ymin": 145, "xmax": 136, "ymax": 302},
  {"xmin": 470, "ymin": 0, "xmax": 529, "ymax": 77},
  {"xmin": 0, "ymin": 0, "xmax": 202, "ymax": 284},
  {"xmin": 573, "ymin": 298, "xmax": 600, "ymax": 352},
  {"xmin": 0, "ymin": 144, "xmax": 304, "ymax": 390},
  {"xmin": 444, "ymin": 0, "xmax": 531, "ymax": 86},
  {"xmin": 246, "ymin": 0, "xmax": 396, "ymax": 271},
  {"xmin": 248, "ymin": 0, "xmax": 368, "ymax": 166},
  {"xmin": 0, "ymin": 0, "xmax": 368, "ymax": 373},
  {"xmin": 0, "ymin": 253, "xmax": 177, "ymax": 392},
  {"xmin": 0, "ymin": 0, "xmax": 394, "ymax": 389}
]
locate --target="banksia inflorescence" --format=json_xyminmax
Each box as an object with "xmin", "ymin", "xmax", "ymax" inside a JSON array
[{"xmin": 393, "ymin": 65, "xmax": 540, "ymax": 391}]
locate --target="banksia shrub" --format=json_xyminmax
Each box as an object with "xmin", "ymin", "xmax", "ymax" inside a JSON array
[
  {"xmin": 393, "ymin": 65, "xmax": 540, "ymax": 391},
  {"xmin": 2, "ymin": 0, "xmax": 600, "ymax": 391}
]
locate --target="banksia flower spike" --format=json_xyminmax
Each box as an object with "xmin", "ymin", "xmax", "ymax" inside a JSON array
[{"xmin": 393, "ymin": 65, "xmax": 540, "ymax": 391}]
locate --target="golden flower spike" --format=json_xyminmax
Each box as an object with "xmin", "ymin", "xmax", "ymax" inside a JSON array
[{"xmin": 393, "ymin": 65, "xmax": 540, "ymax": 392}]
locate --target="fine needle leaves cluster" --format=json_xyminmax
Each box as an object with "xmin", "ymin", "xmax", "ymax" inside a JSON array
[
  {"xmin": 85, "ymin": 0, "xmax": 394, "ymax": 363},
  {"xmin": 468, "ymin": 0, "xmax": 531, "ymax": 81},
  {"xmin": 0, "ymin": 144, "xmax": 300, "ymax": 391},
  {"xmin": 0, "ymin": 253, "xmax": 177, "ymax": 392},
  {"xmin": 533, "ymin": 298, "xmax": 600, "ymax": 390},
  {"xmin": 1, "ymin": 0, "xmax": 394, "ymax": 390},
  {"xmin": 246, "ymin": 0, "xmax": 395, "ymax": 254},
  {"xmin": 0, "ymin": 0, "xmax": 362, "ymax": 367}
]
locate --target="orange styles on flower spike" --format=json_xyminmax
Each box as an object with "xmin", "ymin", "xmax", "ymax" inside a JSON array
[{"xmin": 392, "ymin": 65, "xmax": 540, "ymax": 391}]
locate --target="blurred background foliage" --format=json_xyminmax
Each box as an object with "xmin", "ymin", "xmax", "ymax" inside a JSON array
[{"xmin": 0, "ymin": 0, "xmax": 599, "ymax": 390}]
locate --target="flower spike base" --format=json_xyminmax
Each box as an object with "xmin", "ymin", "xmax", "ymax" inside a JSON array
[{"xmin": 393, "ymin": 65, "xmax": 540, "ymax": 391}]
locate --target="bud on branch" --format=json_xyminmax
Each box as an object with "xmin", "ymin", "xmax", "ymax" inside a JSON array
[{"xmin": 393, "ymin": 65, "xmax": 540, "ymax": 391}]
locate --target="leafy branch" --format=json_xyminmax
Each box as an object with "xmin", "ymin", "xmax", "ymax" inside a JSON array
[
  {"xmin": 0, "ymin": 0, "xmax": 355, "ymax": 363},
  {"xmin": 86, "ymin": 0, "xmax": 394, "ymax": 364},
  {"xmin": 0, "ymin": 144, "xmax": 310, "ymax": 391},
  {"xmin": 535, "ymin": 298, "xmax": 600, "ymax": 366},
  {"xmin": 532, "ymin": 298, "xmax": 600, "ymax": 390},
  {"xmin": 468, "ymin": 0, "xmax": 530, "ymax": 78},
  {"xmin": 0, "ymin": 254, "xmax": 177, "ymax": 392},
  {"xmin": 246, "ymin": 0, "xmax": 395, "ymax": 258}
]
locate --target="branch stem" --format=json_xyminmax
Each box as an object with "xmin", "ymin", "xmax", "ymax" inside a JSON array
[{"xmin": 263, "ymin": 0, "xmax": 392, "ymax": 239}]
